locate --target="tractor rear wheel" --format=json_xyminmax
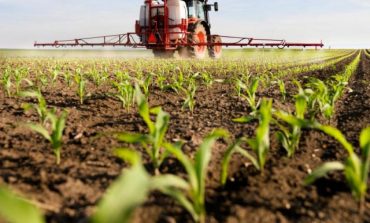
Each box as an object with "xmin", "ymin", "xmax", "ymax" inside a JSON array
[
  {"xmin": 181, "ymin": 23, "xmax": 208, "ymax": 59},
  {"xmin": 153, "ymin": 49, "xmax": 175, "ymax": 59},
  {"xmin": 208, "ymin": 35, "xmax": 222, "ymax": 59}
]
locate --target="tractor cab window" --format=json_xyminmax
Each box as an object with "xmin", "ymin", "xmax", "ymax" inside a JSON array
[
  {"xmin": 196, "ymin": 2, "xmax": 205, "ymax": 20},
  {"xmin": 187, "ymin": 1, "xmax": 196, "ymax": 18}
]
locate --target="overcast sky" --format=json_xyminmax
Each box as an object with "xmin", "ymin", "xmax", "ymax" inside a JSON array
[{"xmin": 0, "ymin": 0, "xmax": 369, "ymax": 49}]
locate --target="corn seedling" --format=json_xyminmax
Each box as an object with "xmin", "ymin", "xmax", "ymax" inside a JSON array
[
  {"xmin": 27, "ymin": 109, "xmax": 68, "ymax": 165},
  {"xmin": 200, "ymin": 71, "xmax": 214, "ymax": 88},
  {"xmin": 74, "ymin": 68, "xmax": 86, "ymax": 104},
  {"xmin": 115, "ymin": 85, "xmax": 170, "ymax": 173},
  {"xmin": 37, "ymin": 70, "xmax": 49, "ymax": 88},
  {"xmin": 137, "ymin": 74, "xmax": 152, "ymax": 98},
  {"xmin": 112, "ymin": 80, "xmax": 135, "ymax": 110},
  {"xmin": 164, "ymin": 129, "xmax": 229, "ymax": 223},
  {"xmin": 89, "ymin": 66, "xmax": 108, "ymax": 87},
  {"xmin": 277, "ymin": 79, "xmax": 286, "ymax": 101},
  {"xmin": 1, "ymin": 68, "xmax": 12, "ymax": 97},
  {"xmin": 92, "ymin": 149, "xmax": 188, "ymax": 223},
  {"xmin": 305, "ymin": 126, "xmax": 370, "ymax": 213},
  {"xmin": 50, "ymin": 67, "xmax": 60, "ymax": 87},
  {"xmin": 20, "ymin": 90, "xmax": 48, "ymax": 124},
  {"xmin": 222, "ymin": 99, "xmax": 272, "ymax": 178},
  {"xmin": 181, "ymin": 79, "xmax": 197, "ymax": 113},
  {"xmin": 238, "ymin": 77, "xmax": 260, "ymax": 113},
  {"xmin": 13, "ymin": 68, "xmax": 29, "ymax": 95},
  {"xmin": 170, "ymin": 67, "xmax": 185, "ymax": 93},
  {"xmin": 275, "ymin": 84, "xmax": 308, "ymax": 157},
  {"xmin": 0, "ymin": 186, "xmax": 45, "ymax": 223},
  {"xmin": 63, "ymin": 71, "xmax": 74, "ymax": 87}
]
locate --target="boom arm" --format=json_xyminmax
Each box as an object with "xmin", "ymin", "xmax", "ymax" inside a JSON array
[{"xmin": 34, "ymin": 33, "xmax": 323, "ymax": 49}]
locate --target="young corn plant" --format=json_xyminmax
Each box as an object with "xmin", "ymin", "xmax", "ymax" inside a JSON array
[
  {"xmin": 153, "ymin": 71, "xmax": 168, "ymax": 91},
  {"xmin": 275, "ymin": 87, "xmax": 308, "ymax": 157},
  {"xmin": 37, "ymin": 70, "xmax": 49, "ymax": 88},
  {"xmin": 13, "ymin": 68, "xmax": 30, "ymax": 95},
  {"xmin": 20, "ymin": 90, "xmax": 48, "ymax": 124},
  {"xmin": 305, "ymin": 126, "xmax": 370, "ymax": 213},
  {"xmin": 164, "ymin": 129, "xmax": 229, "ymax": 223},
  {"xmin": 181, "ymin": 79, "xmax": 197, "ymax": 113},
  {"xmin": 200, "ymin": 71, "xmax": 214, "ymax": 88},
  {"xmin": 89, "ymin": 66, "xmax": 108, "ymax": 87},
  {"xmin": 238, "ymin": 77, "xmax": 260, "ymax": 113},
  {"xmin": 170, "ymin": 67, "xmax": 185, "ymax": 93},
  {"xmin": 115, "ymin": 85, "xmax": 170, "ymax": 173},
  {"xmin": 1, "ymin": 68, "xmax": 12, "ymax": 97},
  {"xmin": 222, "ymin": 99, "xmax": 272, "ymax": 179},
  {"xmin": 74, "ymin": 68, "xmax": 86, "ymax": 104},
  {"xmin": 63, "ymin": 71, "xmax": 74, "ymax": 87},
  {"xmin": 26, "ymin": 109, "xmax": 68, "ymax": 165},
  {"xmin": 112, "ymin": 80, "xmax": 135, "ymax": 111},
  {"xmin": 277, "ymin": 79, "xmax": 287, "ymax": 101},
  {"xmin": 136, "ymin": 74, "xmax": 152, "ymax": 98},
  {"xmin": 92, "ymin": 149, "xmax": 188, "ymax": 223},
  {"xmin": 50, "ymin": 67, "xmax": 60, "ymax": 87},
  {"xmin": 305, "ymin": 78, "xmax": 331, "ymax": 118}
]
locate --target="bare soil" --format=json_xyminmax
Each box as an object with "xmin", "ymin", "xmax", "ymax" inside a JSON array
[{"xmin": 0, "ymin": 52, "xmax": 369, "ymax": 223}]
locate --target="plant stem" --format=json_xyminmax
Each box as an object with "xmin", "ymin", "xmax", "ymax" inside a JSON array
[{"xmin": 55, "ymin": 150, "xmax": 61, "ymax": 165}]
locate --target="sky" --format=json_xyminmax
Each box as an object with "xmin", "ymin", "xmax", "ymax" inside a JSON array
[{"xmin": 0, "ymin": 0, "xmax": 369, "ymax": 49}]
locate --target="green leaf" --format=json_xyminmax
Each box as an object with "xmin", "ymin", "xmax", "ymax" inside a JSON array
[
  {"xmin": 135, "ymin": 84, "xmax": 154, "ymax": 133},
  {"xmin": 150, "ymin": 174, "xmax": 189, "ymax": 191},
  {"xmin": 232, "ymin": 115, "xmax": 256, "ymax": 123},
  {"xmin": 295, "ymin": 93, "xmax": 307, "ymax": 119},
  {"xmin": 304, "ymin": 162, "xmax": 344, "ymax": 185},
  {"xmin": 115, "ymin": 149, "xmax": 142, "ymax": 166},
  {"xmin": 221, "ymin": 139, "xmax": 243, "ymax": 185},
  {"xmin": 115, "ymin": 132, "xmax": 148, "ymax": 144},
  {"xmin": 153, "ymin": 108, "xmax": 170, "ymax": 152},
  {"xmin": 19, "ymin": 90, "xmax": 40, "ymax": 98},
  {"xmin": 164, "ymin": 142, "xmax": 198, "ymax": 192},
  {"xmin": 158, "ymin": 187, "xmax": 198, "ymax": 221},
  {"xmin": 236, "ymin": 145, "xmax": 259, "ymax": 170},
  {"xmin": 0, "ymin": 186, "xmax": 45, "ymax": 223},
  {"xmin": 27, "ymin": 124, "xmax": 51, "ymax": 142},
  {"xmin": 360, "ymin": 127, "xmax": 370, "ymax": 187},
  {"xmin": 316, "ymin": 125, "xmax": 354, "ymax": 154},
  {"xmin": 274, "ymin": 111, "xmax": 314, "ymax": 128},
  {"xmin": 360, "ymin": 127, "xmax": 370, "ymax": 151},
  {"xmin": 250, "ymin": 78, "xmax": 259, "ymax": 95},
  {"xmin": 92, "ymin": 164, "xmax": 151, "ymax": 223},
  {"xmin": 54, "ymin": 111, "xmax": 67, "ymax": 142},
  {"xmin": 194, "ymin": 129, "xmax": 228, "ymax": 198},
  {"xmin": 344, "ymin": 153, "xmax": 364, "ymax": 200}
]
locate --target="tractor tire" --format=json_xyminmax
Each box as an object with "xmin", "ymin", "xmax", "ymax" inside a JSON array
[
  {"xmin": 181, "ymin": 23, "xmax": 208, "ymax": 59},
  {"xmin": 153, "ymin": 49, "xmax": 175, "ymax": 59},
  {"xmin": 208, "ymin": 35, "xmax": 222, "ymax": 59}
]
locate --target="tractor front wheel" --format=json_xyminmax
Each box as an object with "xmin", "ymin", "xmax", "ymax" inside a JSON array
[{"xmin": 181, "ymin": 23, "xmax": 208, "ymax": 59}]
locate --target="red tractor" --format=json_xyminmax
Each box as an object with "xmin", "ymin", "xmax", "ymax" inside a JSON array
[
  {"xmin": 35, "ymin": 0, "xmax": 324, "ymax": 58},
  {"xmin": 136, "ymin": 0, "xmax": 222, "ymax": 58}
]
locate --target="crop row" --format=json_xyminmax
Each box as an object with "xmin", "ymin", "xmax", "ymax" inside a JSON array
[{"xmin": 365, "ymin": 49, "xmax": 370, "ymax": 58}]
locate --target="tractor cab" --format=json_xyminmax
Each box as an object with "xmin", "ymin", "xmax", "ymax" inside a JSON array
[{"xmin": 184, "ymin": 0, "xmax": 218, "ymax": 27}]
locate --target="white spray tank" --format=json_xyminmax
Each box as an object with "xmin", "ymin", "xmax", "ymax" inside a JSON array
[
  {"xmin": 167, "ymin": 0, "xmax": 188, "ymax": 40},
  {"xmin": 139, "ymin": 0, "xmax": 187, "ymax": 42}
]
